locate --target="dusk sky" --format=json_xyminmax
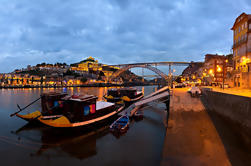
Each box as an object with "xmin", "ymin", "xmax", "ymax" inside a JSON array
[{"xmin": 0, "ymin": 0, "xmax": 251, "ymax": 73}]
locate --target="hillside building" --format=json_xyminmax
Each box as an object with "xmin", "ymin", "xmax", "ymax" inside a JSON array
[{"xmin": 231, "ymin": 12, "xmax": 251, "ymax": 88}]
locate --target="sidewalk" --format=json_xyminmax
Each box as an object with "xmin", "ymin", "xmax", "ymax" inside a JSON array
[
  {"xmin": 208, "ymin": 87, "xmax": 251, "ymax": 98},
  {"xmin": 161, "ymin": 88, "xmax": 231, "ymax": 166}
]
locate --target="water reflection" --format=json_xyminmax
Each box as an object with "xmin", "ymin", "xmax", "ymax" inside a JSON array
[
  {"xmin": 36, "ymin": 127, "xmax": 108, "ymax": 160},
  {"xmin": 0, "ymin": 86, "xmax": 166, "ymax": 166},
  {"xmin": 14, "ymin": 123, "xmax": 110, "ymax": 160}
]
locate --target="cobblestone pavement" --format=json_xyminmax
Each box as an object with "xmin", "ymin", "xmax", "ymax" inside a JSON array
[
  {"xmin": 206, "ymin": 86, "xmax": 251, "ymax": 98},
  {"xmin": 161, "ymin": 88, "xmax": 231, "ymax": 166}
]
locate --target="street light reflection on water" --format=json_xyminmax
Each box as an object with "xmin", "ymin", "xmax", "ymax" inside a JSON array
[{"xmin": 0, "ymin": 86, "xmax": 166, "ymax": 166}]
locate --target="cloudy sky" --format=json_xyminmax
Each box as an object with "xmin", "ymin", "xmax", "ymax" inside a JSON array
[{"xmin": 0, "ymin": 0, "xmax": 251, "ymax": 73}]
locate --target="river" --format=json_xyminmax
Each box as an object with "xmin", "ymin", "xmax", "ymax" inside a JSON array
[{"xmin": 0, "ymin": 86, "xmax": 167, "ymax": 166}]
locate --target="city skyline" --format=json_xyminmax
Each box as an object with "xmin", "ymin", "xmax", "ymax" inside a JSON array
[{"xmin": 0, "ymin": 0, "xmax": 251, "ymax": 72}]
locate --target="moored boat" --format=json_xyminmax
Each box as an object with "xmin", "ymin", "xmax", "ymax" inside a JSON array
[
  {"xmin": 104, "ymin": 87, "xmax": 144, "ymax": 106},
  {"xmin": 109, "ymin": 115, "xmax": 129, "ymax": 133},
  {"xmin": 15, "ymin": 92, "xmax": 68, "ymax": 122},
  {"xmin": 37, "ymin": 95, "xmax": 125, "ymax": 128}
]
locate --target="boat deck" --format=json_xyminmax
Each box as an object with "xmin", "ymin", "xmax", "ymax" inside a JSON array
[{"xmin": 96, "ymin": 101, "xmax": 115, "ymax": 110}]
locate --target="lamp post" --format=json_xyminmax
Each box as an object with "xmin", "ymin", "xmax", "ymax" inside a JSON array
[
  {"xmin": 222, "ymin": 61, "xmax": 225, "ymax": 90},
  {"xmin": 222, "ymin": 59, "xmax": 228, "ymax": 90}
]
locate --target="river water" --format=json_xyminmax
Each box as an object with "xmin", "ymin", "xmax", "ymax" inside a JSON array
[{"xmin": 0, "ymin": 86, "xmax": 167, "ymax": 166}]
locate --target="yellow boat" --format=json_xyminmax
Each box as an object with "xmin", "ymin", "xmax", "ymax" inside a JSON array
[
  {"xmin": 16, "ymin": 110, "xmax": 42, "ymax": 122},
  {"xmin": 37, "ymin": 100, "xmax": 125, "ymax": 128},
  {"xmin": 15, "ymin": 92, "xmax": 125, "ymax": 128},
  {"xmin": 103, "ymin": 87, "xmax": 144, "ymax": 106},
  {"xmin": 14, "ymin": 92, "xmax": 68, "ymax": 122}
]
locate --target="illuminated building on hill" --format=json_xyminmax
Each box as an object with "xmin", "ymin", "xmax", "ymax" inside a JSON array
[{"xmin": 70, "ymin": 57, "xmax": 120, "ymax": 79}]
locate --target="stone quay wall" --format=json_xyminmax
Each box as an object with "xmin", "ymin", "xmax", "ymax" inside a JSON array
[{"xmin": 201, "ymin": 88, "xmax": 251, "ymax": 147}]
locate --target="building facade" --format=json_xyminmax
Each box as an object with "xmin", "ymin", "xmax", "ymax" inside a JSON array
[
  {"xmin": 203, "ymin": 54, "xmax": 228, "ymax": 86},
  {"xmin": 231, "ymin": 12, "xmax": 251, "ymax": 88},
  {"xmin": 70, "ymin": 57, "xmax": 120, "ymax": 80}
]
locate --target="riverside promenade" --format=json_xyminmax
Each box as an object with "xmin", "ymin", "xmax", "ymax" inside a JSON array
[
  {"xmin": 161, "ymin": 88, "xmax": 231, "ymax": 166},
  {"xmin": 210, "ymin": 87, "xmax": 251, "ymax": 98}
]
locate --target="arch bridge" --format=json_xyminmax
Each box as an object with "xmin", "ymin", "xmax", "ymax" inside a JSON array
[
  {"xmin": 109, "ymin": 64, "xmax": 169, "ymax": 82},
  {"xmin": 108, "ymin": 61, "xmax": 203, "ymax": 83}
]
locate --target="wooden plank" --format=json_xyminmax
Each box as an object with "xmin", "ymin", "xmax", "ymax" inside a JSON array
[
  {"xmin": 135, "ymin": 91, "xmax": 170, "ymax": 106},
  {"xmin": 130, "ymin": 106, "xmax": 141, "ymax": 117},
  {"xmin": 120, "ymin": 91, "xmax": 170, "ymax": 116}
]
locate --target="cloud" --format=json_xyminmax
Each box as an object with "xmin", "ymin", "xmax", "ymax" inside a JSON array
[{"xmin": 0, "ymin": 0, "xmax": 250, "ymax": 73}]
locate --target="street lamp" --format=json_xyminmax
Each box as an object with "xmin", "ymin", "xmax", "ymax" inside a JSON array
[
  {"xmin": 209, "ymin": 69, "xmax": 214, "ymax": 76},
  {"xmin": 217, "ymin": 65, "xmax": 222, "ymax": 72},
  {"xmin": 222, "ymin": 59, "xmax": 228, "ymax": 90}
]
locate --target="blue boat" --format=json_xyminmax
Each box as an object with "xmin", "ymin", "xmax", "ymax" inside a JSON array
[{"xmin": 110, "ymin": 115, "xmax": 129, "ymax": 133}]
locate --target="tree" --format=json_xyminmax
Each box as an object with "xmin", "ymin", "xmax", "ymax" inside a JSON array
[
  {"xmin": 81, "ymin": 77, "xmax": 88, "ymax": 83},
  {"xmin": 31, "ymin": 77, "xmax": 34, "ymax": 84},
  {"xmin": 64, "ymin": 69, "xmax": 74, "ymax": 76},
  {"xmin": 10, "ymin": 77, "xmax": 14, "ymax": 85},
  {"xmin": 175, "ymin": 76, "xmax": 182, "ymax": 83},
  {"xmin": 98, "ymin": 71, "xmax": 105, "ymax": 80},
  {"xmin": 40, "ymin": 76, "xmax": 44, "ymax": 85}
]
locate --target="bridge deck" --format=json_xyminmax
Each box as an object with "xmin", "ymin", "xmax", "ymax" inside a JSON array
[{"xmin": 112, "ymin": 61, "xmax": 203, "ymax": 67}]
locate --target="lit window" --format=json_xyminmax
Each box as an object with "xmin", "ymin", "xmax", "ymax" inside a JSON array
[{"xmin": 245, "ymin": 22, "xmax": 247, "ymax": 29}]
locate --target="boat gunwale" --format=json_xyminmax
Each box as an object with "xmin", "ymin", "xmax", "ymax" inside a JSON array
[{"xmin": 38, "ymin": 104, "xmax": 125, "ymax": 128}]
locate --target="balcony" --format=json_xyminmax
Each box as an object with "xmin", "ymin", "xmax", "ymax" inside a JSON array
[{"xmin": 232, "ymin": 38, "xmax": 247, "ymax": 49}]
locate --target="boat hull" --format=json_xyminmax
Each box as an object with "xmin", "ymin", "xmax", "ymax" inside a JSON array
[
  {"xmin": 37, "ymin": 105, "xmax": 125, "ymax": 129},
  {"xmin": 16, "ymin": 110, "xmax": 42, "ymax": 122},
  {"xmin": 123, "ymin": 93, "xmax": 144, "ymax": 107},
  {"xmin": 109, "ymin": 115, "xmax": 130, "ymax": 133},
  {"xmin": 104, "ymin": 92, "xmax": 144, "ymax": 107}
]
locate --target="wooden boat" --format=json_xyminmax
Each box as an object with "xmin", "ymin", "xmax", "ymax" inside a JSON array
[
  {"xmin": 109, "ymin": 115, "xmax": 129, "ymax": 133},
  {"xmin": 37, "ymin": 95, "xmax": 125, "ymax": 128},
  {"xmin": 104, "ymin": 87, "xmax": 144, "ymax": 106},
  {"xmin": 16, "ymin": 92, "xmax": 68, "ymax": 122}
]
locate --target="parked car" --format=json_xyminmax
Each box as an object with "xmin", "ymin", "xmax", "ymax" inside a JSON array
[
  {"xmin": 188, "ymin": 86, "xmax": 201, "ymax": 97},
  {"xmin": 175, "ymin": 83, "xmax": 185, "ymax": 88},
  {"xmin": 220, "ymin": 84, "xmax": 230, "ymax": 88}
]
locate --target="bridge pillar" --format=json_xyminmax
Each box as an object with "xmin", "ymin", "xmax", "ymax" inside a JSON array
[
  {"xmin": 168, "ymin": 64, "xmax": 172, "ymax": 88},
  {"xmin": 142, "ymin": 68, "xmax": 144, "ymax": 83}
]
